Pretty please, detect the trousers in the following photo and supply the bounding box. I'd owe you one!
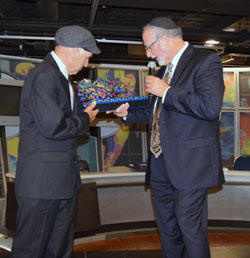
[11,190,78,258]
[150,154,210,258]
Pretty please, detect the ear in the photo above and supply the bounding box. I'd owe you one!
[73,48,78,56]
[161,35,169,43]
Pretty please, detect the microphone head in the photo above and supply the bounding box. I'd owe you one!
[147,61,156,75]
[147,61,156,68]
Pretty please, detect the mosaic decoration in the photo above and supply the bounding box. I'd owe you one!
[75,78,149,112]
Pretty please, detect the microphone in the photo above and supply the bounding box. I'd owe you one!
[147,61,156,100]
[147,61,156,76]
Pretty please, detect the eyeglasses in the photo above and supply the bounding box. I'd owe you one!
[145,37,161,51]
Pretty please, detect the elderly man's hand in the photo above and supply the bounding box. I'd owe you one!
[84,102,99,122]
[106,102,130,117]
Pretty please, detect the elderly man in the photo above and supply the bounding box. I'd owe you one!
[110,17,225,258]
[11,25,100,258]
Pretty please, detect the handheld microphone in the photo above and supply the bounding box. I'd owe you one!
[147,61,156,76]
[147,61,156,100]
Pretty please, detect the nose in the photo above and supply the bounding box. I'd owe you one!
[84,59,89,67]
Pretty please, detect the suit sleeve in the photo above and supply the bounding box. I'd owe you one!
[125,105,151,125]
[29,72,90,140]
[165,53,225,120]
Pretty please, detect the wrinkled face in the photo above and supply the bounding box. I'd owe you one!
[142,29,169,66]
[68,48,92,75]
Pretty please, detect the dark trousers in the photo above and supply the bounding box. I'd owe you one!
[10,190,78,258]
[150,154,210,258]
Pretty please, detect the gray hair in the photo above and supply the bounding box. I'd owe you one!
[68,47,85,55]
[143,24,183,40]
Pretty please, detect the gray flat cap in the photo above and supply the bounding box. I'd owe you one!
[55,25,101,54]
[148,17,178,29]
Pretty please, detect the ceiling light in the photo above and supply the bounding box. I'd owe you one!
[225,28,236,32]
[205,40,220,45]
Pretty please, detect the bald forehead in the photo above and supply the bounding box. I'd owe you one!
[142,29,155,42]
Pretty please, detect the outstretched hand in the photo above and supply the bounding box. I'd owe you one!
[106,102,130,117]
[84,102,99,122]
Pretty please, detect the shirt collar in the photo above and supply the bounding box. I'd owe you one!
[170,41,189,72]
[50,50,69,80]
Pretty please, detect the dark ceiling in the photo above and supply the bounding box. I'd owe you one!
[0,0,250,66]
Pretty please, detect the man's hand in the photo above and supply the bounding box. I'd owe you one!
[106,102,130,117]
[145,75,169,97]
[84,102,99,122]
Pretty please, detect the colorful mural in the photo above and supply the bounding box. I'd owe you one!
[103,125,130,171]
[97,68,140,96]
[13,62,35,80]
[239,72,250,107]
[240,112,250,155]
[223,72,235,108]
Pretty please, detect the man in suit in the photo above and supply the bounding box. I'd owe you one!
[11,25,100,258]
[109,17,225,258]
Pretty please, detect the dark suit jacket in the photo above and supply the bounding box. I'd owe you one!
[126,45,225,190]
[15,53,90,199]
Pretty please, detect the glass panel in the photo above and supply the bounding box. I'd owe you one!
[142,69,149,96]
[220,112,234,169]
[223,72,235,108]
[239,72,250,107]
[96,68,145,172]
[0,60,38,80]
[102,124,145,172]
[77,135,98,172]
[240,112,250,155]
[6,126,20,173]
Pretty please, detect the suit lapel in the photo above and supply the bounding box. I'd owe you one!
[156,65,167,79]
[45,54,71,107]
[71,80,78,114]
[148,66,167,125]
[170,44,194,86]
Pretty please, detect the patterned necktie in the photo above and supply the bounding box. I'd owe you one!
[150,63,173,158]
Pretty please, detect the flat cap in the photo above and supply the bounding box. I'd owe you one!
[148,17,178,29]
[55,25,101,54]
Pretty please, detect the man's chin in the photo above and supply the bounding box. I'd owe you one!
[157,60,164,66]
